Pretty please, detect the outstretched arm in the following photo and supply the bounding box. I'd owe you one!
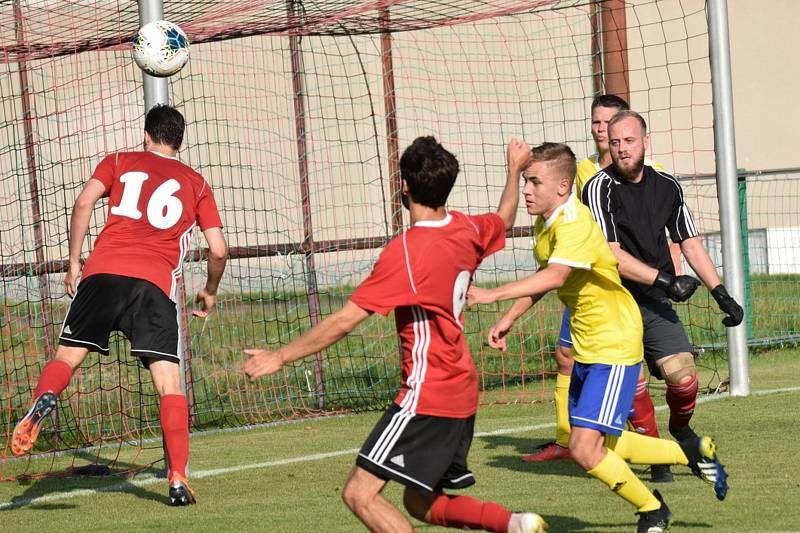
[468,263,572,306]
[485,295,537,351]
[65,178,106,297]
[496,138,533,230]
[243,300,372,379]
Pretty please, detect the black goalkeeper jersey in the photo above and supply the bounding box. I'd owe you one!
[581,164,699,302]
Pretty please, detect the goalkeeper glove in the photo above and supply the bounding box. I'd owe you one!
[710,284,744,327]
[652,271,701,302]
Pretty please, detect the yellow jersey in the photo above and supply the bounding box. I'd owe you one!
[575,154,665,197]
[533,194,644,365]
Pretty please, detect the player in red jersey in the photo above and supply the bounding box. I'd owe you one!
[244,137,547,533]
[11,105,228,506]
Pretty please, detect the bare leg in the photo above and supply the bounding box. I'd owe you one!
[342,466,415,533]
[148,359,183,396]
[569,426,606,470]
[571,426,660,512]
[53,345,90,370]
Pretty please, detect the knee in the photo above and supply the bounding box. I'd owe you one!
[569,445,594,469]
[568,433,603,470]
[341,480,365,513]
[148,360,183,396]
[659,352,696,386]
[403,489,434,522]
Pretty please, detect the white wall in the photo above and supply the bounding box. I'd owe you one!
[729,0,800,171]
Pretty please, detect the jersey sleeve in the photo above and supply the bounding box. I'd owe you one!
[196,181,223,230]
[574,157,598,197]
[350,239,417,316]
[467,212,506,260]
[581,175,618,242]
[90,154,116,196]
[549,213,599,270]
[665,179,699,242]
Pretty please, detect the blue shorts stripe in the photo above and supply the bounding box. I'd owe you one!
[599,365,624,427]
[558,308,572,348]
[569,361,640,436]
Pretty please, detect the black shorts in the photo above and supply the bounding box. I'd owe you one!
[59,274,180,365]
[639,298,693,377]
[356,403,476,493]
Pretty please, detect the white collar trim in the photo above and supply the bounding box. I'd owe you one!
[414,213,452,228]
[149,150,179,161]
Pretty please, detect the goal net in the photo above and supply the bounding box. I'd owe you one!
[2,0,789,480]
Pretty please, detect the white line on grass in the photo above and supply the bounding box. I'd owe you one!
[1,385,797,511]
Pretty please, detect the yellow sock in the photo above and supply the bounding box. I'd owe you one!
[554,373,571,447]
[605,431,689,466]
[588,449,661,512]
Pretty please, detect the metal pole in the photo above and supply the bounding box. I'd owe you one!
[589,1,603,96]
[138,0,169,111]
[603,0,629,101]
[138,0,181,477]
[380,10,402,235]
[594,0,630,102]
[708,0,750,396]
[14,0,58,435]
[288,0,326,409]
[737,171,753,339]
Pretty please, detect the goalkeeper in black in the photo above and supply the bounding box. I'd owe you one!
[582,110,743,476]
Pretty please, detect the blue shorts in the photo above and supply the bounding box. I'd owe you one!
[569,361,641,436]
[558,308,572,348]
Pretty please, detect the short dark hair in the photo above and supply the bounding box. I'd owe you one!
[591,94,630,113]
[144,104,185,150]
[530,142,577,186]
[607,109,648,135]
[399,136,459,209]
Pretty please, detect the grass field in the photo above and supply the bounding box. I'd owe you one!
[3,274,799,442]
[1,348,798,532]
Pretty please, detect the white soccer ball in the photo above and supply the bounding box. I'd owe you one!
[131,20,189,77]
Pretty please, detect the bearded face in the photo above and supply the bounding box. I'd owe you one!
[608,117,648,183]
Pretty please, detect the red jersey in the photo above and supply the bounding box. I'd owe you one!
[350,211,505,418]
[81,151,223,300]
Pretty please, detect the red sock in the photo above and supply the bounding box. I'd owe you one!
[160,394,189,479]
[429,494,512,532]
[666,375,698,431]
[35,360,73,397]
[628,378,660,437]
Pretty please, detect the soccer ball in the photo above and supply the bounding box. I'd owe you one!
[131,20,189,77]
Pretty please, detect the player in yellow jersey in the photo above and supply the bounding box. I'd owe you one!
[522,96,680,483]
[468,142,728,533]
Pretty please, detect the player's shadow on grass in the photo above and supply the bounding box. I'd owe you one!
[2,451,167,511]
[479,435,585,478]
[538,514,713,532]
